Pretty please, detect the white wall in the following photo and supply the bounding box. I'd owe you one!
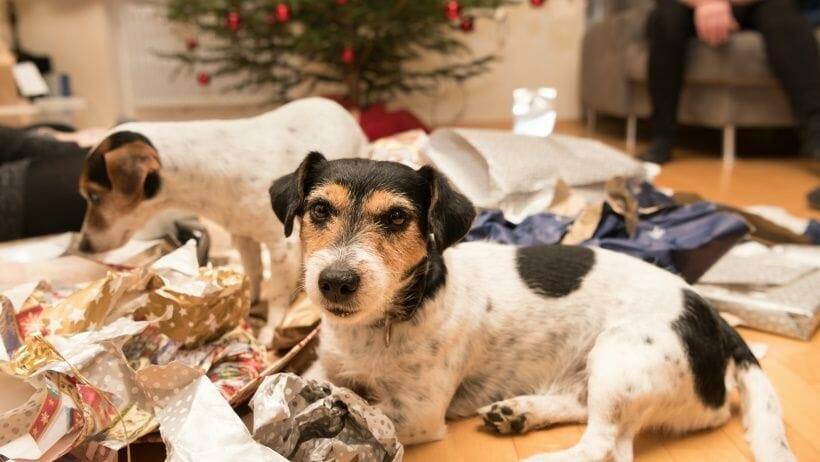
[12,0,121,127]
[398,0,584,126]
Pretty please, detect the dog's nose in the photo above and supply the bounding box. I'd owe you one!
[78,236,94,253]
[318,266,360,303]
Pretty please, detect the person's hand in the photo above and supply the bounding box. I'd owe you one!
[694,1,738,47]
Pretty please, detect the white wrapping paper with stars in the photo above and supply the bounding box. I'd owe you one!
[251,373,403,462]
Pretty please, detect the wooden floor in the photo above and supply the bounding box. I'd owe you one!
[404,121,820,461]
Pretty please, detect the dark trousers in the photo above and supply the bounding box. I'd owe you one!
[647,0,820,139]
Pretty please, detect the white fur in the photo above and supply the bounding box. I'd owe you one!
[88,98,367,343]
[312,241,795,461]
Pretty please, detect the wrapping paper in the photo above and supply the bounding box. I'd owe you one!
[465,182,748,283]
[251,373,403,462]
[368,129,427,169]
[696,242,820,340]
[140,364,286,462]
[425,128,645,223]
[0,242,279,460]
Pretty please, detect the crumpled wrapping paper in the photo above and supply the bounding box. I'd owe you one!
[695,242,820,340]
[251,373,403,462]
[424,128,645,223]
[40,240,250,348]
[369,129,427,169]
[0,241,276,461]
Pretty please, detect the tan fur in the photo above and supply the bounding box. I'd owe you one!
[301,183,426,286]
[301,183,352,257]
[79,141,160,232]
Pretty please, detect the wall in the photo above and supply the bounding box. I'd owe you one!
[3,0,121,127]
[399,0,584,126]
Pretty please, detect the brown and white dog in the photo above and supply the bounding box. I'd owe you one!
[77,98,368,344]
[270,153,794,462]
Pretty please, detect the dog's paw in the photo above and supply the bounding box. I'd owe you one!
[478,401,529,435]
[257,324,275,348]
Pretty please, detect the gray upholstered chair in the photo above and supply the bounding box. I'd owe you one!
[581,0,820,163]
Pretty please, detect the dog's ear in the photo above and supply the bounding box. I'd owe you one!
[270,151,327,237]
[417,166,475,251]
[103,144,161,199]
[86,132,161,200]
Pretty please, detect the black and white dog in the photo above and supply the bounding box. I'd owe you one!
[270,153,794,462]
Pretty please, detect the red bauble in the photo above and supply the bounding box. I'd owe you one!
[459,15,474,32]
[275,3,291,22]
[336,0,349,4]
[197,71,211,86]
[185,37,199,51]
[530,0,545,6]
[341,46,355,64]
[227,11,241,31]
[444,1,461,20]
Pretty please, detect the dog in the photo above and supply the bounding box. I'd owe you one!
[269,152,795,462]
[77,98,368,344]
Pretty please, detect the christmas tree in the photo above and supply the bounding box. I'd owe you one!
[164,0,538,108]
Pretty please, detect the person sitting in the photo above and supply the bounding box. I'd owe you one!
[640,0,820,163]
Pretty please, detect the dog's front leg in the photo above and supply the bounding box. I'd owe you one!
[377,393,448,446]
[232,235,263,302]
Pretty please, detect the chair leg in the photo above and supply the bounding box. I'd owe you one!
[626,115,637,153]
[722,125,736,165]
[586,109,597,133]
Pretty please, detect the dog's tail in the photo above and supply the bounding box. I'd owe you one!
[724,323,796,462]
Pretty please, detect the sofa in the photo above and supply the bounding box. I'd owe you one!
[581,0,820,162]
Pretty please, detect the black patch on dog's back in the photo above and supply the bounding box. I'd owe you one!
[516,245,595,298]
[673,289,759,408]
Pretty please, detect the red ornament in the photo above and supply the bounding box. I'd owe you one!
[444,1,461,20]
[275,3,291,22]
[336,0,348,4]
[341,46,355,64]
[185,37,199,51]
[197,71,211,86]
[530,0,545,6]
[459,15,474,32]
[227,11,241,31]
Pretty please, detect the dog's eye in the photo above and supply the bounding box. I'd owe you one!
[88,192,102,205]
[389,210,407,226]
[310,202,331,222]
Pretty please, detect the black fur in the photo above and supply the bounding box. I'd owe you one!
[672,289,759,408]
[516,245,595,298]
[269,151,327,237]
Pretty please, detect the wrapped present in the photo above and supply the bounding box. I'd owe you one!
[251,373,403,462]
[695,242,820,340]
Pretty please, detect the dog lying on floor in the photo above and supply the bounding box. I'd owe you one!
[76,98,367,344]
[269,152,795,462]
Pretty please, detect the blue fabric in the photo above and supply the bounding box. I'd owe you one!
[466,210,572,246]
[465,199,750,283]
[805,219,820,244]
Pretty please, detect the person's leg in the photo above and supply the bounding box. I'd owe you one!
[748,0,820,158]
[640,0,696,164]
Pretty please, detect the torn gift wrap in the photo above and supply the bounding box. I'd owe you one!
[696,242,820,340]
[251,373,403,462]
[139,363,286,462]
[0,319,155,461]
